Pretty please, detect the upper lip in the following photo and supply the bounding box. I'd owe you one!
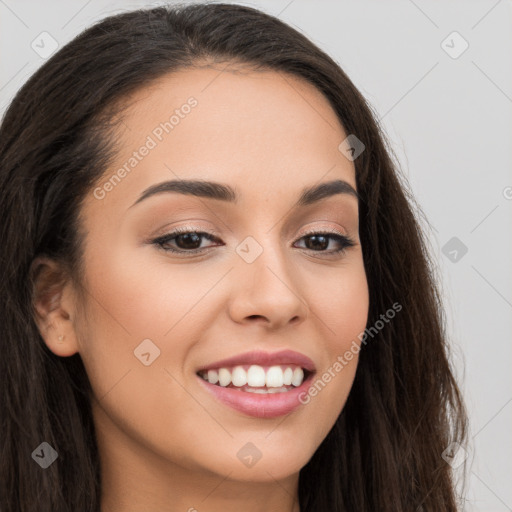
[196,349,316,373]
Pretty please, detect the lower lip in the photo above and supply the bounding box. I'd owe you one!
[196,373,315,418]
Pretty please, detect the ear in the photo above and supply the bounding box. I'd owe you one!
[30,256,80,357]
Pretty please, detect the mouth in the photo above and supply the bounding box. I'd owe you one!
[196,364,313,394]
[196,366,315,418]
[194,350,317,418]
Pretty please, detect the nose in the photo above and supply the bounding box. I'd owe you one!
[227,238,309,330]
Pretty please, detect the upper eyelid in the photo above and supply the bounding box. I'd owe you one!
[155,218,351,236]
[155,226,350,241]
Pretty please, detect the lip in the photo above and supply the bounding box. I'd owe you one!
[196,370,315,418]
[196,349,316,373]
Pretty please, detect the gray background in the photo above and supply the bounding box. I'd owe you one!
[1,0,511,509]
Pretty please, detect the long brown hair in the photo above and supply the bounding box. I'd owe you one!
[0,3,467,511]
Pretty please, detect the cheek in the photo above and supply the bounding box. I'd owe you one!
[305,257,369,345]
[74,244,231,424]
[75,249,216,467]
[79,243,217,340]
[297,259,368,423]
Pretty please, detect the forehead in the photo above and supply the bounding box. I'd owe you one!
[84,65,356,219]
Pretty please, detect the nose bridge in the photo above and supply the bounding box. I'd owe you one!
[229,229,309,325]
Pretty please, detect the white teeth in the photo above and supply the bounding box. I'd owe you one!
[207,369,218,385]
[218,368,231,387]
[231,366,247,387]
[265,366,284,387]
[243,386,291,394]
[291,367,304,387]
[200,364,307,389]
[247,365,266,387]
[283,367,293,385]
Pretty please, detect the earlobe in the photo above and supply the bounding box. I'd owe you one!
[30,256,80,357]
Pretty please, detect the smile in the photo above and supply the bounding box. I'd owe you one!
[197,364,308,392]
[196,367,316,418]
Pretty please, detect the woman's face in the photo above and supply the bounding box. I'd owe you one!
[59,66,369,484]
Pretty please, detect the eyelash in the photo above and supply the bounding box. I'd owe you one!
[151,226,356,257]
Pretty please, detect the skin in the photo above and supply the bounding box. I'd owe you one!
[33,65,369,512]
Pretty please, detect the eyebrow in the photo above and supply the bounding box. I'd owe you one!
[129,178,358,209]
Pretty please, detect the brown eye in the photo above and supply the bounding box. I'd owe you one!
[153,229,221,254]
[294,232,355,254]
